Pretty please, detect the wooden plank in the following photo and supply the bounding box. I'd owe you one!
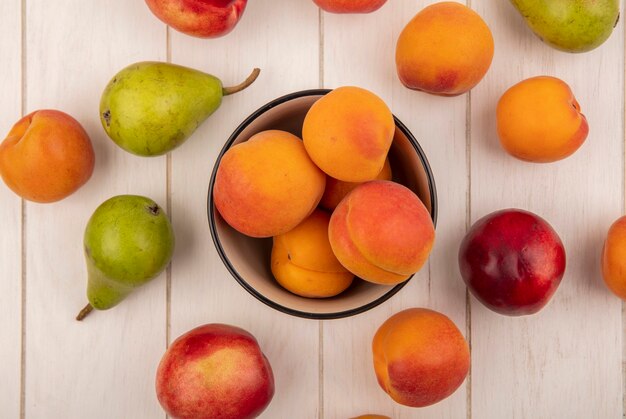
[168,0,322,417]
[321,1,469,417]
[470,0,624,417]
[0,1,23,417]
[3,0,623,416]
[24,1,167,417]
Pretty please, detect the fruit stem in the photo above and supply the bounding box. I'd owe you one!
[222,68,261,96]
[76,303,94,321]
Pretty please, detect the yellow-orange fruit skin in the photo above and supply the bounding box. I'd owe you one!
[329,201,411,285]
[395,2,494,96]
[320,158,392,211]
[496,76,589,163]
[0,110,95,203]
[602,216,626,300]
[328,180,434,285]
[213,130,326,238]
[302,87,394,182]
[372,308,470,408]
[350,415,391,419]
[271,210,354,298]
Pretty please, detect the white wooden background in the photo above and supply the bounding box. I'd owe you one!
[0,0,623,418]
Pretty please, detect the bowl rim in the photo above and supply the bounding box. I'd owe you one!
[207,88,438,320]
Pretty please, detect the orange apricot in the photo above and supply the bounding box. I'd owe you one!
[496,76,588,163]
[602,216,626,300]
[396,2,494,96]
[328,180,434,285]
[320,158,392,211]
[271,209,353,298]
[0,110,95,203]
[372,308,469,407]
[303,87,394,182]
[213,130,326,238]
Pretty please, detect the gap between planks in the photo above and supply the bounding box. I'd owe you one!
[165,24,172,351]
[318,8,325,419]
[622,16,626,415]
[465,1,472,418]
[165,23,172,419]
[465,89,472,419]
[20,0,27,417]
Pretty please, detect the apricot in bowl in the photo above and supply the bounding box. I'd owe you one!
[208,89,437,319]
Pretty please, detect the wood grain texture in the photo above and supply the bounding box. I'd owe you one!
[321,1,469,418]
[0,1,23,418]
[168,1,321,417]
[0,0,623,417]
[470,0,624,418]
[23,1,167,417]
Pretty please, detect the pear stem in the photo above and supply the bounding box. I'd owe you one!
[222,68,261,96]
[76,303,94,321]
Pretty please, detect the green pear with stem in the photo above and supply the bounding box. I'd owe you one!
[509,0,620,53]
[76,195,174,321]
[100,61,260,156]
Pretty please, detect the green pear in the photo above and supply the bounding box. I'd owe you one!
[510,0,620,52]
[76,195,175,320]
[99,62,260,156]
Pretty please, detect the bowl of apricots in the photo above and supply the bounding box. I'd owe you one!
[208,88,437,319]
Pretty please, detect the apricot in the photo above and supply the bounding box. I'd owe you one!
[313,0,387,14]
[328,180,434,285]
[497,76,589,163]
[350,416,391,419]
[602,216,626,300]
[213,130,326,238]
[271,209,354,298]
[0,110,95,203]
[396,2,494,96]
[302,87,394,182]
[320,158,392,211]
[372,308,470,407]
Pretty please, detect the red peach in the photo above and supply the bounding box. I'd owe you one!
[156,324,274,419]
[313,0,387,14]
[145,0,247,38]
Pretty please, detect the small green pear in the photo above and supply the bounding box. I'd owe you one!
[99,62,260,156]
[76,195,174,321]
[510,0,620,53]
